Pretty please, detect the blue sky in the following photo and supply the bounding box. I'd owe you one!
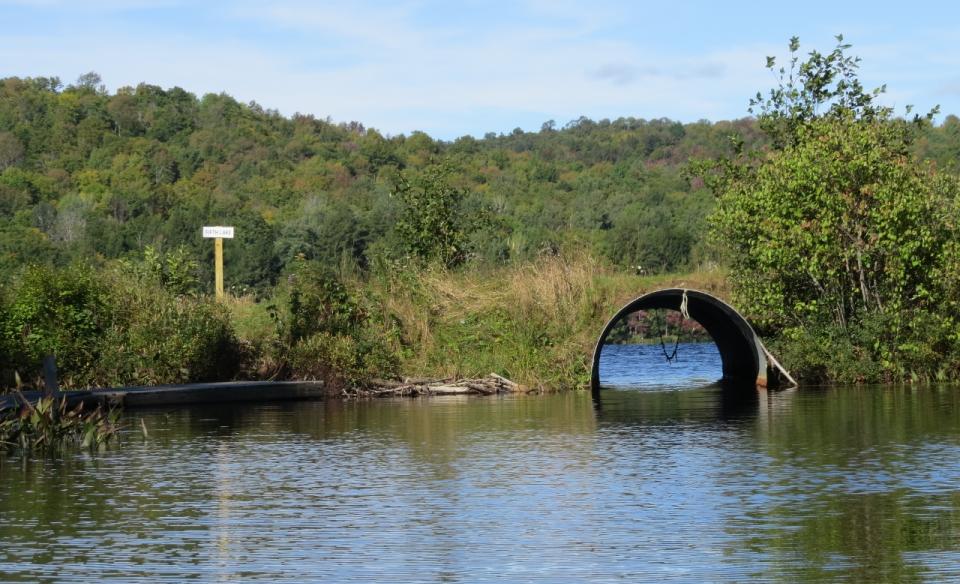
[1,0,958,139]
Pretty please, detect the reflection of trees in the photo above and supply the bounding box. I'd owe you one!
[744,491,960,581]
[739,387,960,581]
[282,394,600,579]
[284,393,598,465]
[594,387,759,425]
[596,386,960,580]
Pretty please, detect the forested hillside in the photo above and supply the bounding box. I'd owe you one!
[4,74,959,290]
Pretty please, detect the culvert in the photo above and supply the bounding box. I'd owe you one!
[591,289,770,392]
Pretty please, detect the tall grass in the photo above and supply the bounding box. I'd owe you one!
[361,254,730,389]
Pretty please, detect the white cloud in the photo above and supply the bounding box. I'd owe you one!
[1,0,956,137]
[0,18,776,137]
[230,0,429,53]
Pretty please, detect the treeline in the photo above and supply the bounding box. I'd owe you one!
[6,72,956,290]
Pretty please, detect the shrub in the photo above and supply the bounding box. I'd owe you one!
[699,36,960,382]
[288,329,399,388]
[285,259,363,341]
[0,262,244,390]
[0,263,110,387]
[279,258,400,387]
[96,269,244,386]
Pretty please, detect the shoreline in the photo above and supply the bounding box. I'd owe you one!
[0,374,528,412]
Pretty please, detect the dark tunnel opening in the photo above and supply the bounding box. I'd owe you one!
[591,289,767,393]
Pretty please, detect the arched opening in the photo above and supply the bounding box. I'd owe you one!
[591,289,767,392]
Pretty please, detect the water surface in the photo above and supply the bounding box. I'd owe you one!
[597,341,722,390]
[2,380,960,581]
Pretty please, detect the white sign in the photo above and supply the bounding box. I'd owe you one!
[202,226,235,239]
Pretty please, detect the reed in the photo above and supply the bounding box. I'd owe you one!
[0,393,120,452]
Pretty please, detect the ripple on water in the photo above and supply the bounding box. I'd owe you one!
[2,386,960,582]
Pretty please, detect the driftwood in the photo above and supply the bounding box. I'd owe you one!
[760,344,798,389]
[366,373,523,397]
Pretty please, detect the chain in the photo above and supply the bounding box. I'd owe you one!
[657,309,681,363]
[657,289,689,363]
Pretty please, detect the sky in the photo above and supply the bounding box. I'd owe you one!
[1,0,959,140]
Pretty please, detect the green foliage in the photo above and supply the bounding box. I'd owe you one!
[287,328,399,387]
[0,263,109,386]
[0,262,243,389]
[276,259,399,386]
[96,268,244,386]
[749,35,905,149]
[602,204,699,273]
[4,65,960,388]
[285,259,364,341]
[705,37,960,382]
[6,68,958,283]
[392,164,472,268]
[711,116,959,328]
[121,245,200,296]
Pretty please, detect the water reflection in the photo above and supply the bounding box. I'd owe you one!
[593,384,760,424]
[1,388,959,581]
[592,385,960,581]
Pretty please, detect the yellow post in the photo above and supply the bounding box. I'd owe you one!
[214,237,224,299]
[203,226,233,298]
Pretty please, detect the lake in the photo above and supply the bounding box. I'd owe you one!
[2,343,960,582]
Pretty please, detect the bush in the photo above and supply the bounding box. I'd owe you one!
[285,260,363,341]
[96,269,244,386]
[288,329,399,388]
[392,163,475,268]
[0,262,244,390]
[0,263,110,387]
[278,259,400,387]
[699,36,960,383]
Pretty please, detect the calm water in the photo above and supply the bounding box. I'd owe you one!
[2,349,960,581]
[597,341,723,390]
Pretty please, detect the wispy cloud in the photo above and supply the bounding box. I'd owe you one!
[0,0,957,137]
[231,1,429,53]
[589,61,725,85]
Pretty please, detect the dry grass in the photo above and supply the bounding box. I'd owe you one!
[361,255,730,389]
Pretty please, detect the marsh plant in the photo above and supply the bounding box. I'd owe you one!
[0,394,120,453]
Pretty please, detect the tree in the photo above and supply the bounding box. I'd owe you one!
[0,132,24,171]
[73,72,104,94]
[392,164,472,268]
[746,35,933,149]
[710,115,959,328]
[702,36,960,381]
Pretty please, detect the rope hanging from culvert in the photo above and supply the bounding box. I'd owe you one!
[657,290,689,363]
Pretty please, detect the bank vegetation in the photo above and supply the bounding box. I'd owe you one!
[4,36,960,390]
